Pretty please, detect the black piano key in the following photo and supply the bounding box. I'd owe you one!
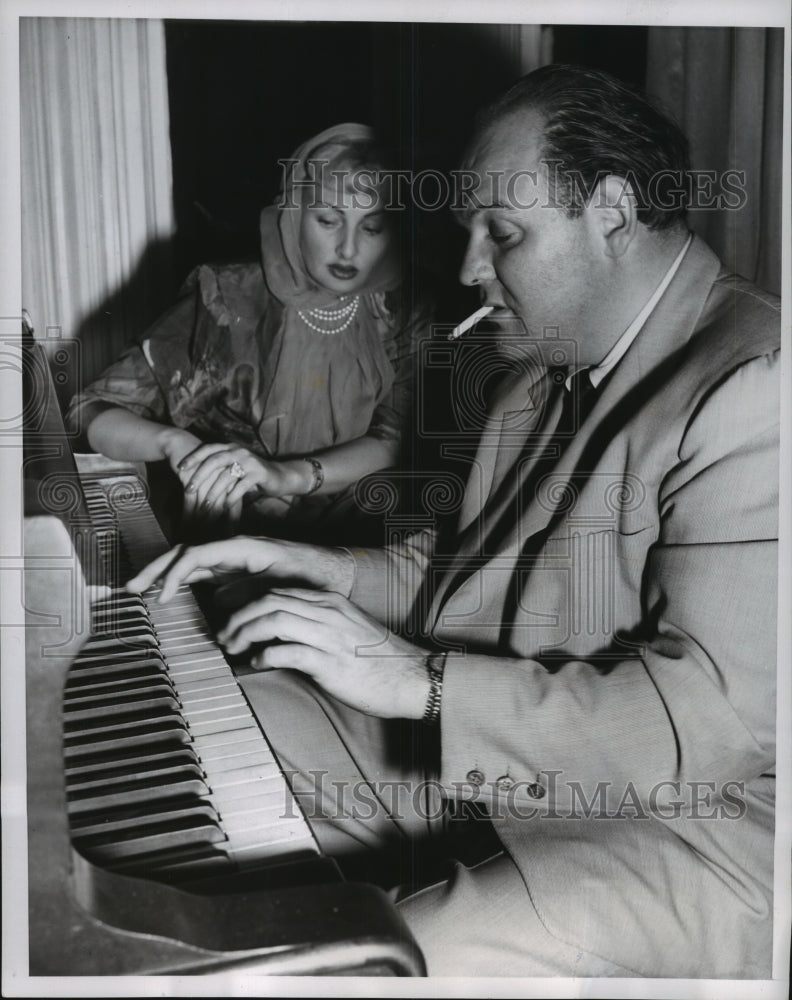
[73,813,226,861]
[88,627,157,647]
[63,676,176,705]
[87,613,156,631]
[76,635,159,654]
[93,589,147,605]
[63,704,185,737]
[77,633,159,656]
[64,743,200,776]
[63,718,192,757]
[106,843,236,879]
[65,672,169,698]
[93,586,145,600]
[66,657,167,685]
[65,746,200,781]
[63,692,182,722]
[67,773,210,814]
[91,600,149,620]
[71,798,219,839]
[67,649,167,683]
[67,760,205,794]
[89,629,157,646]
[92,600,151,617]
[71,792,216,827]
[71,647,166,669]
[92,601,149,620]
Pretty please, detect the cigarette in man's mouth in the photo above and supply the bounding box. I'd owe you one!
[448,305,494,341]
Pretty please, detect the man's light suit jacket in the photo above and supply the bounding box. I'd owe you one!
[350,235,781,978]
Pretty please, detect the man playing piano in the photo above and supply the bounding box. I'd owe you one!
[129,65,780,978]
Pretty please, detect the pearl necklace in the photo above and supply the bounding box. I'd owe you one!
[298,296,359,335]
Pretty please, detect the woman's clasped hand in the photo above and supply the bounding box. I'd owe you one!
[173,443,316,526]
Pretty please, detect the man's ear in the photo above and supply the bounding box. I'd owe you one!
[587,175,639,258]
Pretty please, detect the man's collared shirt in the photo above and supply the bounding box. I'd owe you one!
[568,231,693,390]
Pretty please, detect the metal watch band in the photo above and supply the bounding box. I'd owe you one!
[422,650,447,726]
[303,456,324,494]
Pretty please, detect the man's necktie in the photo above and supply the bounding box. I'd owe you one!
[435,365,605,616]
[545,366,599,454]
[479,366,601,555]
[510,365,599,503]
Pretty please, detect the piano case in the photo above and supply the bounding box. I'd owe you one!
[22,335,426,977]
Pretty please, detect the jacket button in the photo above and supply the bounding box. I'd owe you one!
[526,782,546,799]
[495,774,515,792]
[466,769,485,786]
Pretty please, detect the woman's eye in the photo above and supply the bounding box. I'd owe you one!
[318,215,339,228]
[363,225,383,236]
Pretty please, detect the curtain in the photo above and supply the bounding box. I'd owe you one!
[479,23,554,75]
[20,17,175,406]
[646,27,783,296]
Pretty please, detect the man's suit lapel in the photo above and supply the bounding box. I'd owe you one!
[430,369,563,614]
[455,367,555,534]
[427,234,724,633]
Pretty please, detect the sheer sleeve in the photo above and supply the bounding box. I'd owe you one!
[64,291,198,449]
[367,293,433,448]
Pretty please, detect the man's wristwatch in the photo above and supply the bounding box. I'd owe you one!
[422,650,447,726]
[302,456,324,494]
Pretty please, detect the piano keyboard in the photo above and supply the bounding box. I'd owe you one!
[64,474,320,883]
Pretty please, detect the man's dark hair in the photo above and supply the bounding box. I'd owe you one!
[476,64,691,230]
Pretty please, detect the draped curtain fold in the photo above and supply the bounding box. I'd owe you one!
[480,23,554,75]
[646,26,783,295]
[20,17,175,403]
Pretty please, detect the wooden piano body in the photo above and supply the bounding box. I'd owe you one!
[22,338,425,977]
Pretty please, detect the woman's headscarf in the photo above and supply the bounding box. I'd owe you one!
[233,124,408,467]
[259,123,402,309]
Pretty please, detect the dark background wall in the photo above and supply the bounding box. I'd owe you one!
[164,20,649,312]
[161,21,651,478]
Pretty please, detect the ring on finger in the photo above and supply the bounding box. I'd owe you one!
[229,461,246,480]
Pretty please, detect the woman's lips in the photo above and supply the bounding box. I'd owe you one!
[328,264,359,280]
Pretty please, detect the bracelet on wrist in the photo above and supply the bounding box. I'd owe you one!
[422,650,447,726]
[303,456,324,495]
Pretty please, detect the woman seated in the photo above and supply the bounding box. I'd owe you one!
[66,123,431,543]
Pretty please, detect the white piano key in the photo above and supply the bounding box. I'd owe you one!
[179,694,249,716]
[80,475,322,873]
[192,732,279,763]
[195,748,275,773]
[175,677,244,698]
[207,762,286,791]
